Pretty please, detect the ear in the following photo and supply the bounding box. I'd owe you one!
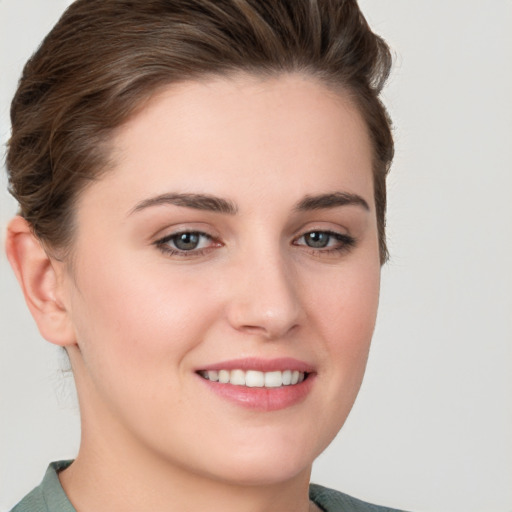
[5,216,76,347]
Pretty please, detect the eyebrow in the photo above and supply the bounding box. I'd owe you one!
[130,193,238,215]
[130,190,369,217]
[295,192,370,212]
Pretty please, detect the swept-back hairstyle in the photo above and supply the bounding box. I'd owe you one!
[7,0,393,261]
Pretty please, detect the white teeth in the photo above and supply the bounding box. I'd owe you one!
[218,369,230,383]
[245,370,264,387]
[200,369,307,388]
[264,371,283,388]
[282,369,292,385]
[230,369,245,386]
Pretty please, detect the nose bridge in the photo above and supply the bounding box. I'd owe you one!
[226,236,301,339]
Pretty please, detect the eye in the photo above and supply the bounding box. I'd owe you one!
[155,231,218,256]
[294,230,356,252]
[302,231,332,248]
[171,232,206,251]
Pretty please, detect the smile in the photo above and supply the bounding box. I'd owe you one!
[198,369,307,388]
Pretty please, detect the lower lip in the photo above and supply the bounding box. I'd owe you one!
[197,374,315,412]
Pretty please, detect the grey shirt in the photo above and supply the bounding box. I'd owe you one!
[10,461,408,512]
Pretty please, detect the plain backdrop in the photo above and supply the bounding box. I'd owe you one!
[1,1,511,511]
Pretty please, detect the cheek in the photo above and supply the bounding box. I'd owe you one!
[67,251,221,376]
[314,260,380,347]
[65,255,226,439]
[307,256,381,397]
[290,258,380,455]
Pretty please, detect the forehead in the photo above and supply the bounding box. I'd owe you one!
[79,73,374,215]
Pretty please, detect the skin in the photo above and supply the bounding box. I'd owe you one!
[7,73,381,512]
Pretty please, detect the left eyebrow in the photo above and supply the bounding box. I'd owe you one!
[295,192,370,212]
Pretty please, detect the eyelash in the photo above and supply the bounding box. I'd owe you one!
[154,230,356,258]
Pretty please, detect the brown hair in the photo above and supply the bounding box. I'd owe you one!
[6,0,393,261]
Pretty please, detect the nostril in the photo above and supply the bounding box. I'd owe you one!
[235,321,299,340]
[238,324,266,334]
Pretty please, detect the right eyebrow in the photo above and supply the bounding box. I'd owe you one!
[129,193,238,216]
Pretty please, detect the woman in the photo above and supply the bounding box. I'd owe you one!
[5,1,402,511]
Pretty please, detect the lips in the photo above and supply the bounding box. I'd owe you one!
[196,358,315,411]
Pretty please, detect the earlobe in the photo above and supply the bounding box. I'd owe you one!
[5,216,76,347]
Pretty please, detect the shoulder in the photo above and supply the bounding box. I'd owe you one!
[309,483,410,512]
[9,461,75,512]
[10,486,46,512]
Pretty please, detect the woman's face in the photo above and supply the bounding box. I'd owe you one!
[60,74,380,485]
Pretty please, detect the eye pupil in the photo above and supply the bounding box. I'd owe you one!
[174,232,200,250]
[305,232,329,248]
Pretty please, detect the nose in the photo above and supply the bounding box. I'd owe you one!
[225,248,301,340]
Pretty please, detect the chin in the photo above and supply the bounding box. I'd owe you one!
[204,455,312,487]
[190,432,324,487]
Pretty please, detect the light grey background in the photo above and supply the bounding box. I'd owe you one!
[1,1,511,511]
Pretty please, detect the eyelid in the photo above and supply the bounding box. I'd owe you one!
[151,221,219,241]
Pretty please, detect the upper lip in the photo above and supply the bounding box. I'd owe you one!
[197,357,315,373]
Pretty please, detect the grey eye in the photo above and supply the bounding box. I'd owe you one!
[303,232,331,248]
[172,232,202,251]
[155,230,218,256]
